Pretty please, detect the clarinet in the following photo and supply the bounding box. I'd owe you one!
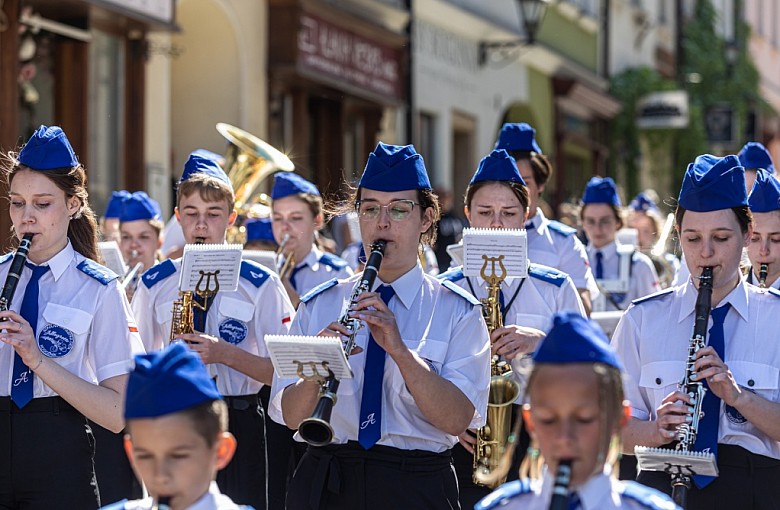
[152,496,171,510]
[548,460,573,510]
[759,263,769,288]
[297,239,387,447]
[0,234,35,319]
[672,266,714,507]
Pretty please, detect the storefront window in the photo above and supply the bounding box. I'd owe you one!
[18,17,55,140]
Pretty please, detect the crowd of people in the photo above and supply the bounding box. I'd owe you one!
[0,121,778,510]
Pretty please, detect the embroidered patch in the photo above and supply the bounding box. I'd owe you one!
[726,389,753,424]
[219,318,248,345]
[38,324,75,358]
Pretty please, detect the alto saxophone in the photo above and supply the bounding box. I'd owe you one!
[169,239,220,342]
[473,255,521,488]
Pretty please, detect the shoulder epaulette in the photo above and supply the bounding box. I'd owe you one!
[300,278,339,304]
[767,288,780,299]
[0,253,12,265]
[318,252,349,270]
[441,279,481,306]
[240,259,271,288]
[475,479,533,510]
[77,259,118,285]
[621,480,679,510]
[631,287,674,305]
[141,259,176,289]
[437,267,465,283]
[547,220,576,236]
[528,263,567,287]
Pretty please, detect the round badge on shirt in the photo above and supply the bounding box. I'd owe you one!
[219,318,248,345]
[37,324,75,358]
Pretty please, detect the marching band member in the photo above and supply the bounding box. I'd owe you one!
[269,142,490,510]
[243,217,278,251]
[119,191,163,273]
[613,154,780,509]
[581,177,660,311]
[476,312,679,510]
[438,149,585,508]
[746,169,780,289]
[627,192,680,289]
[738,141,775,192]
[494,122,598,315]
[0,125,144,509]
[101,189,130,243]
[270,172,352,308]
[132,152,294,510]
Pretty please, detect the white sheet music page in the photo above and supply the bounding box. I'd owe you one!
[98,241,127,276]
[179,243,242,293]
[265,335,353,379]
[462,228,528,278]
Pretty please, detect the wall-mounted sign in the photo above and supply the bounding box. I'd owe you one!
[89,0,175,26]
[704,104,735,145]
[636,90,689,129]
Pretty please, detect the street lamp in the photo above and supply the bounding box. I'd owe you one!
[479,0,549,67]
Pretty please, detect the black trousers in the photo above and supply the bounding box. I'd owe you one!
[286,442,459,510]
[217,394,268,510]
[0,396,99,510]
[258,386,296,510]
[452,404,530,510]
[636,444,780,510]
[90,422,142,506]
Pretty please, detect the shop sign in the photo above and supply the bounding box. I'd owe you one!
[636,90,689,129]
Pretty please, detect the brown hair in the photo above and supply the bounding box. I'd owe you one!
[177,173,235,211]
[580,203,625,230]
[272,192,324,219]
[172,399,229,448]
[508,151,553,187]
[464,180,530,212]
[3,157,99,261]
[675,205,752,234]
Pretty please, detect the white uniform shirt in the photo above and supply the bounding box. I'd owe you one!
[268,263,491,452]
[282,246,352,296]
[612,279,780,459]
[587,241,660,311]
[525,210,599,298]
[477,471,679,510]
[0,242,144,397]
[132,258,294,396]
[102,481,247,510]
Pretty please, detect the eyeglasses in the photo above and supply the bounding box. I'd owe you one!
[355,200,421,221]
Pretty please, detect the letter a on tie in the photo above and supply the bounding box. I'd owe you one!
[358,284,395,449]
[11,264,49,409]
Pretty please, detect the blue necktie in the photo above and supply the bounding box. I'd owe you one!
[568,493,581,510]
[595,251,604,279]
[289,263,307,292]
[525,221,534,230]
[11,264,49,408]
[192,293,215,333]
[358,284,395,449]
[693,303,731,488]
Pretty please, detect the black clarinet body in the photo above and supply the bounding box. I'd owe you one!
[0,234,35,318]
[548,460,573,510]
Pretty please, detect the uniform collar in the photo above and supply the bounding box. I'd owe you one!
[540,468,613,510]
[299,246,320,269]
[28,240,75,282]
[678,277,750,323]
[527,209,544,233]
[587,240,618,258]
[750,269,780,290]
[189,481,230,510]
[375,262,423,310]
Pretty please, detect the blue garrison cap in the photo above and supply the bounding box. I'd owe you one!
[125,343,221,419]
[582,177,621,207]
[533,311,621,369]
[244,217,276,243]
[180,152,232,188]
[120,192,162,223]
[18,125,79,170]
[748,169,780,213]
[678,154,748,212]
[191,148,224,166]
[104,190,131,219]
[358,142,431,192]
[271,172,320,201]
[469,149,527,186]
[494,123,542,155]
[629,192,659,213]
[739,142,775,174]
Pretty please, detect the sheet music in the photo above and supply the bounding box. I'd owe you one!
[462,228,528,278]
[265,335,353,379]
[98,241,126,276]
[242,250,278,274]
[179,244,242,293]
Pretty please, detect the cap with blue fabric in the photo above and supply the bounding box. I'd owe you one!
[18,125,79,170]
[629,192,659,214]
[125,343,221,419]
[358,143,431,192]
[469,149,527,186]
[738,142,775,174]
[582,177,621,207]
[748,169,780,213]
[191,148,225,166]
[120,191,162,223]
[244,217,276,243]
[678,154,748,212]
[493,123,542,155]
[105,190,131,219]
[532,311,622,369]
[180,152,232,189]
[271,172,320,201]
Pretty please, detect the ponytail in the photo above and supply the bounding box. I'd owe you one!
[68,207,99,262]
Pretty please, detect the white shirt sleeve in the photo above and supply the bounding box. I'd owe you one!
[611,307,651,421]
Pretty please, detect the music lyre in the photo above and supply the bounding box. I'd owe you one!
[194,269,220,313]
